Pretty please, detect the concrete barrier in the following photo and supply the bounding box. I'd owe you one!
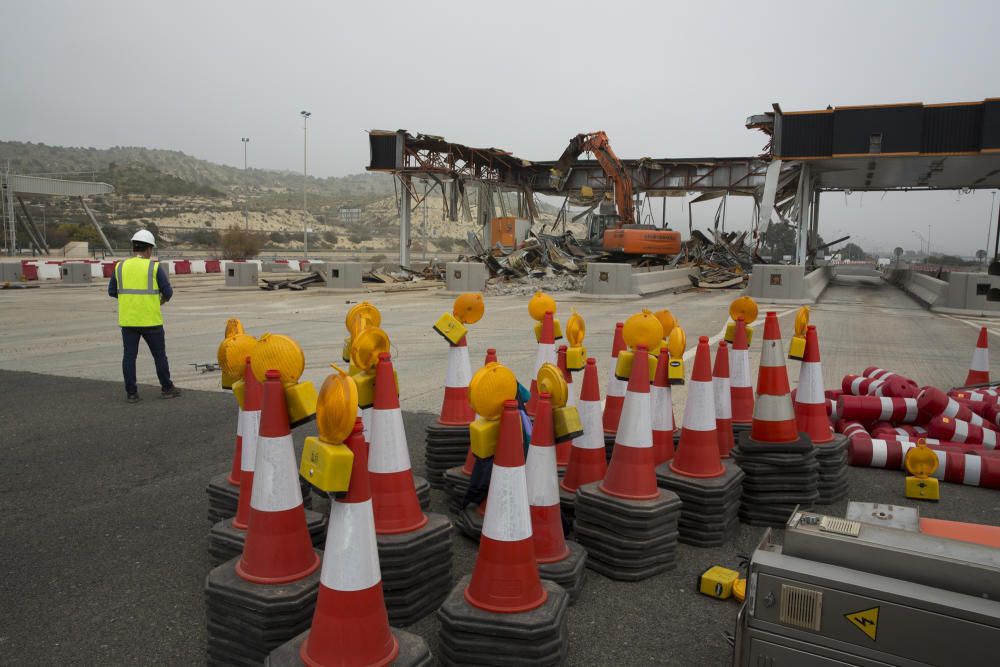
[581,263,696,297]
[744,264,831,304]
[445,262,487,293]
[315,262,363,290]
[803,265,834,302]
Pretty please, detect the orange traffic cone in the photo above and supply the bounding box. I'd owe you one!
[794,325,834,444]
[730,317,754,424]
[601,345,659,499]
[561,358,608,492]
[233,360,264,529]
[526,393,570,562]
[603,322,627,435]
[527,312,557,417]
[651,347,676,464]
[227,374,246,486]
[671,336,725,478]
[299,418,401,666]
[465,400,547,612]
[555,345,575,467]
[713,341,734,458]
[237,370,320,584]
[750,313,799,443]
[438,334,475,425]
[966,327,990,386]
[370,352,427,534]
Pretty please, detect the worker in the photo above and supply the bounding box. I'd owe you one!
[108,229,180,403]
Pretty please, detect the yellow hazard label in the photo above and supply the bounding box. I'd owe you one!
[845,606,879,641]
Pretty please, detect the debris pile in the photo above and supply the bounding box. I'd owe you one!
[684,230,757,289]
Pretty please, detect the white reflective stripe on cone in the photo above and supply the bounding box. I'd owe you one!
[241,410,261,471]
[730,350,751,388]
[868,379,885,396]
[760,340,786,367]
[577,401,606,450]
[482,465,532,542]
[943,400,960,418]
[532,343,555,376]
[953,419,969,442]
[752,394,796,422]
[969,412,986,427]
[684,380,717,431]
[607,374,626,397]
[933,451,947,480]
[616,390,653,447]
[796,364,825,404]
[525,445,560,506]
[879,398,894,421]
[361,407,372,443]
[985,428,997,449]
[651,386,674,431]
[971,347,989,371]
[903,400,918,423]
[851,377,864,394]
[964,455,982,485]
[369,409,412,473]
[870,439,888,467]
[714,378,733,419]
[446,346,472,387]
[321,498,381,591]
[236,409,245,437]
[867,368,886,379]
[250,435,304,512]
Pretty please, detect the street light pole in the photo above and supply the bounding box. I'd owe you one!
[241,137,250,231]
[300,110,311,258]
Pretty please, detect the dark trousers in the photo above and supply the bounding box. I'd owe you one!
[121,326,173,395]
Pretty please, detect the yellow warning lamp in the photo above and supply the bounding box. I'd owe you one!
[787,306,810,361]
[733,578,747,603]
[225,317,245,338]
[468,362,518,459]
[654,309,677,340]
[698,566,741,600]
[300,365,357,494]
[219,331,257,397]
[343,302,381,364]
[725,296,758,344]
[250,333,318,427]
[565,310,587,371]
[350,326,391,409]
[616,310,664,381]
[529,291,563,341]
[432,292,484,345]
[667,326,687,385]
[904,439,940,501]
[538,363,583,443]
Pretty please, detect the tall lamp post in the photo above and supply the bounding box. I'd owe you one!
[300,110,311,258]
[241,137,250,231]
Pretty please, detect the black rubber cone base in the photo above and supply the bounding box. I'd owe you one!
[442,466,472,513]
[206,472,239,522]
[209,510,328,566]
[454,505,485,541]
[537,540,588,604]
[737,430,814,453]
[559,485,577,518]
[437,576,568,667]
[266,627,433,667]
[376,512,454,626]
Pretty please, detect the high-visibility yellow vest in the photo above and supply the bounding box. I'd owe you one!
[116,257,163,327]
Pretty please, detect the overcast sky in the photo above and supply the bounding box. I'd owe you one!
[3,0,999,255]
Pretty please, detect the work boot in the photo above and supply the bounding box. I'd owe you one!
[161,386,181,399]
[127,394,140,404]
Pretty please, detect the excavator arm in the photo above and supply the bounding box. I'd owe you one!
[553,131,634,227]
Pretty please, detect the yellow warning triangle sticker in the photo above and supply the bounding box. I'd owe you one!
[845,606,879,641]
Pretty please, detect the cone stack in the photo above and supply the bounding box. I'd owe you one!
[425,333,475,488]
[966,327,991,386]
[560,358,608,515]
[527,311,558,417]
[712,341,734,458]
[602,322,628,456]
[729,317,754,430]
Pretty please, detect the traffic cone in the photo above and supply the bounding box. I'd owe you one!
[561,358,608,493]
[794,325,833,444]
[928,415,998,447]
[966,327,990,386]
[651,347,676,464]
[527,311,558,417]
[836,395,920,424]
[729,317,754,424]
[370,352,427,534]
[555,345,575,467]
[233,360,264,529]
[671,336,725,478]
[237,370,320,584]
[713,340,734,457]
[465,400,547,612]
[438,334,475,425]
[601,345,659,499]
[603,322,627,435]
[228,389,245,487]
[526,393,570,562]
[461,348,500,476]
[750,313,799,443]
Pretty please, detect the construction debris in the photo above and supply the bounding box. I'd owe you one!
[684,230,758,289]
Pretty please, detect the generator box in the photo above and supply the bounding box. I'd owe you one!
[61,263,92,284]
[225,262,259,287]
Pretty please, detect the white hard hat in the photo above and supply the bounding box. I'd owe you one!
[131,229,156,247]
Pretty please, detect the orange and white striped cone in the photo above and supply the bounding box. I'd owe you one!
[438,334,475,426]
[227,364,249,487]
[555,345,575,467]
[750,313,800,444]
[561,358,608,493]
[233,360,264,529]
[464,400,547,613]
[729,317,754,424]
[928,415,998,448]
[842,374,886,396]
[601,345,659,499]
[527,311,558,417]
[651,347,676,465]
[713,340,734,457]
[862,368,920,397]
[837,420,870,439]
[966,327,990,386]
[917,386,997,430]
[794,326,833,445]
[836,395,919,424]
[370,352,428,534]
[671,336,725,478]
[237,370,320,584]
[953,388,1000,403]
[526,393,570,562]
[603,322,627,435]
[295,418,404,666]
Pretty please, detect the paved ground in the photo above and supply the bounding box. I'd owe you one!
[3,271,1000,665]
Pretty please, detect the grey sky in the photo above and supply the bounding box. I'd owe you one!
[2,0,999,255]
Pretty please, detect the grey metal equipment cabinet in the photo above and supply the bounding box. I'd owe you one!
[734,503,1000,666]
[225,262,259,287]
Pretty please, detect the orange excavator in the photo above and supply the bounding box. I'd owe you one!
[551,131,681,256]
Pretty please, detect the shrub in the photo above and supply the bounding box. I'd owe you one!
[221,228,263,259]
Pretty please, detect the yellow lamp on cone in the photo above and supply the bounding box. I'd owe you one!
[538,363,583,443]
[468,362,518,459]
[219,330,257,394]
[667,326,686,385]
[726,296,758,344]
[529,291,562,341]
[616,309,663,381]
[565,309,587,371]
[250,333,317,427]
[788,305,810,360]
[433,292,484,344]
[904,439,940,501]
[300,365,357,493]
